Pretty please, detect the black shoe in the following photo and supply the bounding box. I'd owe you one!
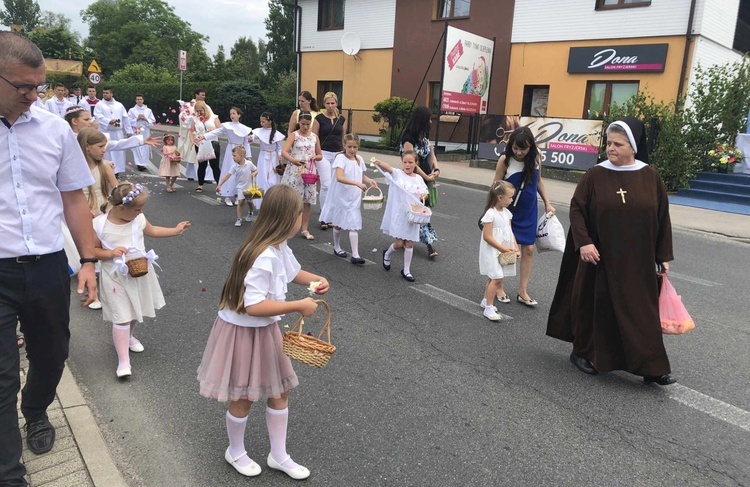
[569,352,597,375]
[643,374,676,385]
[400,270,415,282]
[136,166,148,172]
[25,417,55,454]
[187,178,194,181]
[382,250,390,271]
[351,257,365,265]
[333,249,347,258]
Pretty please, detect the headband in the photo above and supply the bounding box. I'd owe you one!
[65,106,85,116]
[120,184,144,205]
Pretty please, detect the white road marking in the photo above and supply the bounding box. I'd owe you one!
[668,271,722,287]
[667,384,750,433]
[192,195,222,206]
[411,284,513,320]
[310,243,375,265]
[430,210,459,220]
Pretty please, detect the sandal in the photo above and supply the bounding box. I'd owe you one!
[17,335,24,349]
[319,222,328,230]
[300,230,315,240]
[195,186,203,192]
[427,244,438,259]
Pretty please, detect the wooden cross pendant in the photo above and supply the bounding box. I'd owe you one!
[616,187,627,204]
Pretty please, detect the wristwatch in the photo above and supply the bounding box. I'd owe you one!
[79,258,99,264]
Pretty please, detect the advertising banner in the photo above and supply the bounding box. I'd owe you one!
[440,26,494,114]
[478,116,603,171]
[44,59,83,76]
[568,44,668,73]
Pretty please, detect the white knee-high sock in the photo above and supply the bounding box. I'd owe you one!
[129,320,139,346]
[403,247,414,275]
[349,231,360,258]
[112,324,131,371]
[332,228,341,252]
[266,407,301,469]
[226,411,253,467]
[384,243,396,260]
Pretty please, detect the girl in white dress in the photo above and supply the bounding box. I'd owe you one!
[320,134,378,264]
[77,128,118,217]
[201,107,254,206]
[478,180,520,321]
[253,112,286,209]
[93,182,191,378]
[281,111,322,240]
[372,151,428,282]
[197,184,329,480]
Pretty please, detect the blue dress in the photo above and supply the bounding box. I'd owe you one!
[505,157,539,245]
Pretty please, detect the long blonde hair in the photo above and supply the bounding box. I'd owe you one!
[77,127,112,213]
[219,185,304,313]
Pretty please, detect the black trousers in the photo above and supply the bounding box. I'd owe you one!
[196,143,222,185]
[0,251,70,486]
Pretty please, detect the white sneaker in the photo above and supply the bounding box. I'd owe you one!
[245,212,253,222]
[479,298,487,308]
[88,300,103,310]
[234,219,242,227]
[483,306,502,321]
[129,338,144,353]
[225,197,234,206]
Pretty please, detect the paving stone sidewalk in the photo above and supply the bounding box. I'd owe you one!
[16,345,127,487]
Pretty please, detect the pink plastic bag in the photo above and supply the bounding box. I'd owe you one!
[659,275,695,335]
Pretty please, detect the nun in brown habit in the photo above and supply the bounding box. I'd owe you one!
[546,116,676,385]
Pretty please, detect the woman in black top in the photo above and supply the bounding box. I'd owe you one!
[400,106,440,259]
[313,92,347,230]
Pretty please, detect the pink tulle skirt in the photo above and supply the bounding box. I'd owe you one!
[197,316,298,402]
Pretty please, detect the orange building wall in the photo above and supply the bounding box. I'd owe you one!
[505,36,691,118]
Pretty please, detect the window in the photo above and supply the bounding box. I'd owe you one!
[318,0,344,31]
[595,0,651,10]
[317,81,343,109]
[522,85,549,117]
[734,0,750,54]
[436,0,470,19]
[429,82,442,113]
[583,81,638,119]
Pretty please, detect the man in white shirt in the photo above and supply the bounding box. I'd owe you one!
[127,94,156,172]
[0,32,98,486]
[79,86,99,116]
[44,83,75,118]
[94,86,133,175]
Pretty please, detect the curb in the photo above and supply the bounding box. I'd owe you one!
[57,367,129,487]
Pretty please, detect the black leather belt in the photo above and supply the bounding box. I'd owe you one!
[0,251,62,264]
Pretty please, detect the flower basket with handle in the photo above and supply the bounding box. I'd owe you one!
[282,300,335,368]
[300,159,319,185]
[362,187,384,210]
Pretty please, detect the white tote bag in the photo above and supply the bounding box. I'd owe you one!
[536,212,565,253]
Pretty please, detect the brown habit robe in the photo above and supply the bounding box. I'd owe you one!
[546,163,674,376]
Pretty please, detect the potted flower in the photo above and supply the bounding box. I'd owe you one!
[708,143,744,173]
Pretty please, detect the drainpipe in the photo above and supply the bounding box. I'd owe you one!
[282,2,302,96]
[677,0,697,105]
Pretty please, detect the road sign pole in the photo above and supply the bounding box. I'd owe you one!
[179,70,183,103]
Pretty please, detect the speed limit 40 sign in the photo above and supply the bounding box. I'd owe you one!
[88,72,101,85]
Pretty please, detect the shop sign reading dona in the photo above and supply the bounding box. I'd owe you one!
[440,26,494,114]
[478,117,603,171]
[568,44,668,73]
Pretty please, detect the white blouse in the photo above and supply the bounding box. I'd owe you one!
[217,243,301,328]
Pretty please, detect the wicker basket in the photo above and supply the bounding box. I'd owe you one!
[406,203,432,224]
[301,160,319,185]
[169,154,182,165]
[126,257,149,277]
[282,300,335,368]
[497,251,517,266]
[362,187,384,210]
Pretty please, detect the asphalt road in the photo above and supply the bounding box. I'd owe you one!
[67,144,750,487]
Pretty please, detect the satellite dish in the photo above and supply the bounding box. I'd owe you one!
[341,32,361,56]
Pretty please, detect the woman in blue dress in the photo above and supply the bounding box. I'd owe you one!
[492,127,555,307]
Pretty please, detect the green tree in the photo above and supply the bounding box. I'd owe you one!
[0,0,41,32]
[38,10,72,31]
[264,0,295,76]
[372,97,415,148]
[683,57,750,169]
[28,25,83,60]
[109,62,177,84]
[81,0,211,78]
[211,45,230,80]
[227,36,267,80]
